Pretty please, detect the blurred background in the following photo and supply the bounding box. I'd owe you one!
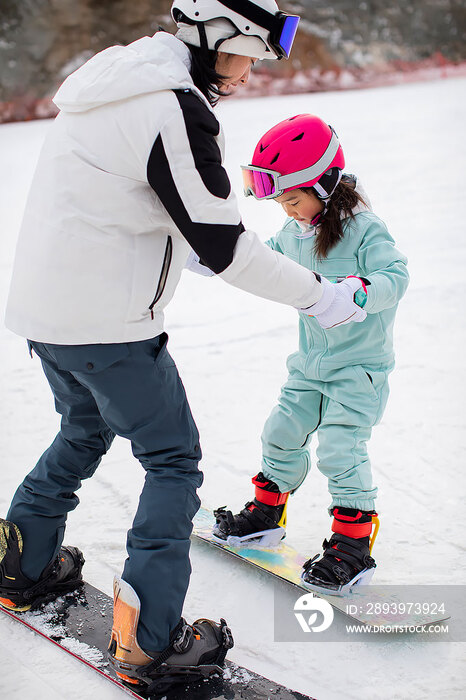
[0,0,465,122]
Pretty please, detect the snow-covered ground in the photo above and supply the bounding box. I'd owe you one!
[1,76,465,700]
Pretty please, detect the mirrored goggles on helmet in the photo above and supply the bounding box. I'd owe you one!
[269,12,300,59]
[217,1,300,59]
[242,128,341,200]
[241,165,282,200]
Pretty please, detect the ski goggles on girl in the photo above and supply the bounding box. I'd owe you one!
[241,165,283,200]
[241,129,341,200]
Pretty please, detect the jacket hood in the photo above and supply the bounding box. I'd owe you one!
[53,32,196,113]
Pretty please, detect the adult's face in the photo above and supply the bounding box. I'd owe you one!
[215,52,256,95]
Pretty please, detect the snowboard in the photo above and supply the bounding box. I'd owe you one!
[192,507,451,628]
[0,582,314,700]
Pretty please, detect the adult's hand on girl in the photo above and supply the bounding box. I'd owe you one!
[299,275,367,329]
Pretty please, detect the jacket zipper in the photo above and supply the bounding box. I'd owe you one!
[149,236,172,319]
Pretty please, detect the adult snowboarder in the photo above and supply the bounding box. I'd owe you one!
[1,0,367,692]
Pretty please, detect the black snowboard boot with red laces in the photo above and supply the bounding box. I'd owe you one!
[212,473,289,547]
[301,507,379,595]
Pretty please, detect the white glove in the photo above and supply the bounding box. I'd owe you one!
[184,250,215,277]
[299,275,367,329]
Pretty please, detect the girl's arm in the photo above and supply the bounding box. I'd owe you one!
[357,216,409,313]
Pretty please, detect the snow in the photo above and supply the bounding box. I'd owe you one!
[1,76,465,700]
[16,598,107,667]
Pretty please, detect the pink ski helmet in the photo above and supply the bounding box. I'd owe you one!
[242,114,345,201]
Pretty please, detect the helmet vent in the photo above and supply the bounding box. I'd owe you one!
[270,152,280,165]
[291,132,304,141]
[259,143,267,152]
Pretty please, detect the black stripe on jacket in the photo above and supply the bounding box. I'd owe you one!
[174,90,231,199]
[146,91,244,274]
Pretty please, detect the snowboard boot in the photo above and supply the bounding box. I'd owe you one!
[301,507,379,596]
[212,472,289,547]
[107,577,234,695]
[0,518,84,612]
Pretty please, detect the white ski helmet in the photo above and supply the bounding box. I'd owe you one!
[171,0,300,60]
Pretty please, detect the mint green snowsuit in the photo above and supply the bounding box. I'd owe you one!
[262,210,409,512]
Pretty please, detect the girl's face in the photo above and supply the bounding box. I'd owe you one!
[274,189,324,226]
[215,53,256,94]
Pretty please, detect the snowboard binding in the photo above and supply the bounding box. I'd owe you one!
[212,472,289,548]
[301,507,379,596]
[107,577,234,694]
[0,518,84,611]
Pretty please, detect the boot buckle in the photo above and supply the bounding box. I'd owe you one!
[173,623,194,653]
[220,618,234,650]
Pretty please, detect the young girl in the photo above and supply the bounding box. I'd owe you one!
[213,114,409,595]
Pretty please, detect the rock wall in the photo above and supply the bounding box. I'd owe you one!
[287,0,466,72]
[0,0,465,118]
[0,0,172,103]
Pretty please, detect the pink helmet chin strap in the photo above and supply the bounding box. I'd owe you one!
[305,167,343,226]
[310,211,323,226]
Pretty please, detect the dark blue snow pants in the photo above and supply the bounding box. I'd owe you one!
[7,333,203,652]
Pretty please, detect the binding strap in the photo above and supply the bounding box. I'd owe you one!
[251,474,289,506]
[332,508,377,537]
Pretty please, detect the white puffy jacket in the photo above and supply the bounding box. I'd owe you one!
[5,32,322,344]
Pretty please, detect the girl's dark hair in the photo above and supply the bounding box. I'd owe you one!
[301,175,367,259]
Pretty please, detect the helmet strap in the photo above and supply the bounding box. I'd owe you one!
[196,21,209,52]
[309,190,333,224]
[310,210,324,226]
